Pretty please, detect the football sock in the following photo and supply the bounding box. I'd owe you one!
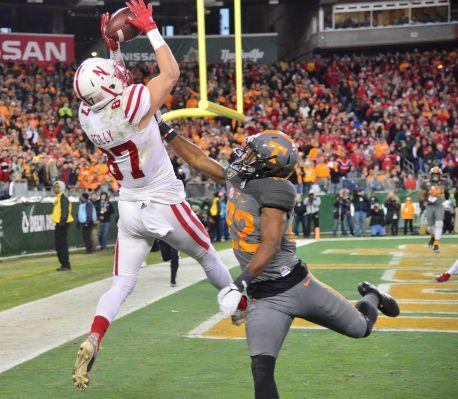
[434,221,443,241]
[94,274,138,327]
[251,355,279,399]
[90,316,110,350]
[196,246,232,289]
[447,259,458,275]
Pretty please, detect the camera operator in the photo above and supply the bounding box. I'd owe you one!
[293,194,307,237]
[384,191,401,236]
[333,194,349,236]
[305,191,321,238]
[370,203,386,236]
[353,189,370,237]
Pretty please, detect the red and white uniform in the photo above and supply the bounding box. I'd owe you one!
[79,83,185,203]
[78,84,231,319]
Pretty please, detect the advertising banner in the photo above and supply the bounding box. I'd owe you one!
[0,33,75,66]
[122,33,278,65]
[1,201,117,257]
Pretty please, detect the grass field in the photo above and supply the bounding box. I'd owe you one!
[0,241,232,312]
[0,237,457,398]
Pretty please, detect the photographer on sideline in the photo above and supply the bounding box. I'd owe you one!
[353,189,370,237]
[384,191,401,236]
[293,194,307,237]
[304,190,321,238]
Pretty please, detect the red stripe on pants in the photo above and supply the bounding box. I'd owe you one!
[180,201,210,239]
[170,204,210,251]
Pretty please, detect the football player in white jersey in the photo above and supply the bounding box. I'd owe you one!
[72,0,234,390]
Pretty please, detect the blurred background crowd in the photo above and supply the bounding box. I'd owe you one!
[0,48,456,239]
[0,49,456,202]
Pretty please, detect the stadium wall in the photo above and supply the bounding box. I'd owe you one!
[2,201,117,257]
[4,192,419,257]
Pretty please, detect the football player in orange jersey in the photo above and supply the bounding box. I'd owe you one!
[420,166,448,253]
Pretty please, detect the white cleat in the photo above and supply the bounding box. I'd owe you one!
[72,337,97,390]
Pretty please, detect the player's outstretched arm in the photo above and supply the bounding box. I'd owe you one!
[126,0,180,123]
[155,112,226,184]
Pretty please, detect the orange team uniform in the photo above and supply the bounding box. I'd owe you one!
[302,166,316,183]
[308,147,319,160]
[315,162,330,179]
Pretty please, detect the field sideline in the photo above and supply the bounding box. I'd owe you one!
[0,236,456,398]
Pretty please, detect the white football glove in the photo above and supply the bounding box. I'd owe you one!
[217,283,243,318]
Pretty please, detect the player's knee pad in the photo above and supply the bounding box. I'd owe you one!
[355,301,378,338]
[251,355,278,399]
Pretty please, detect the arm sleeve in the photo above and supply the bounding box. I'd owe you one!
[255,179,297,213]
[60,195,69,223]
[121,84,151,126]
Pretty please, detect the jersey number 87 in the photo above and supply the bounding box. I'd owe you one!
[101,140,145,181]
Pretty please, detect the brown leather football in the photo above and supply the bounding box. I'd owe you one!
[105,7,141,43]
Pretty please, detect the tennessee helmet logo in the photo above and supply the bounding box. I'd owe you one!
[267,140,288,164]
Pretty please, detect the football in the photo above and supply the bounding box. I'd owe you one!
[105,7,141,43]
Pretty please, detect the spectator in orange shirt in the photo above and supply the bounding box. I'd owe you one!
[302,161,316,195]
[401,197,415,235]
[315,159,330,191]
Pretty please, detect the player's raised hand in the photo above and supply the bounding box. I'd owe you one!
[125,0,157,33]
[218,283,243,318]
[100,12,119,51]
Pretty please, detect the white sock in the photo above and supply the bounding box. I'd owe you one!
[196,246,232,289]
[447,259,458,275]
[95,275,137,323]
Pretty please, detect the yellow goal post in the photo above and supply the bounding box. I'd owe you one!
[162,0,244,123]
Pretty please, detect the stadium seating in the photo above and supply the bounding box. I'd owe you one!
[0,49,456,198]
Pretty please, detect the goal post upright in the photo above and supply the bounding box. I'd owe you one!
[162,0,245,123]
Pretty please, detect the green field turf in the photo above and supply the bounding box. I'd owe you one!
[0,237,456,399]
[0,241,232,311]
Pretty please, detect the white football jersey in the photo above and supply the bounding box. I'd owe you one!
[78,83,185,204]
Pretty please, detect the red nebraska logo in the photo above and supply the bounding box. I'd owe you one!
[0,33,74,66]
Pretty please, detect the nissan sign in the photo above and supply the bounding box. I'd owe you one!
[0,33,75,66]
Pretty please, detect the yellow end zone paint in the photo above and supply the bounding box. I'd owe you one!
[199,315,458,339]
[389,283,458,301]
[189,241,458,339]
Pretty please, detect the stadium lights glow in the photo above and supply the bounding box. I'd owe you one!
[91,51,98,57]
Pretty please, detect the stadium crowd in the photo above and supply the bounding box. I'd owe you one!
[0,49,456,201]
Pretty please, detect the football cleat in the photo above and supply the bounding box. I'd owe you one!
[358,282,400,317]
[433,244,440,253]
[436,272,450,283]
[428,236,434,248]
[72,336,97,390]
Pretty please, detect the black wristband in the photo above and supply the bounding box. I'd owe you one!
[158,121,178,143]
[233,268,255,291]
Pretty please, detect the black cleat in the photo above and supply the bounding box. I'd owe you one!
[358,282,400,317]
[433,244,440,253]
[428,237,434,248]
